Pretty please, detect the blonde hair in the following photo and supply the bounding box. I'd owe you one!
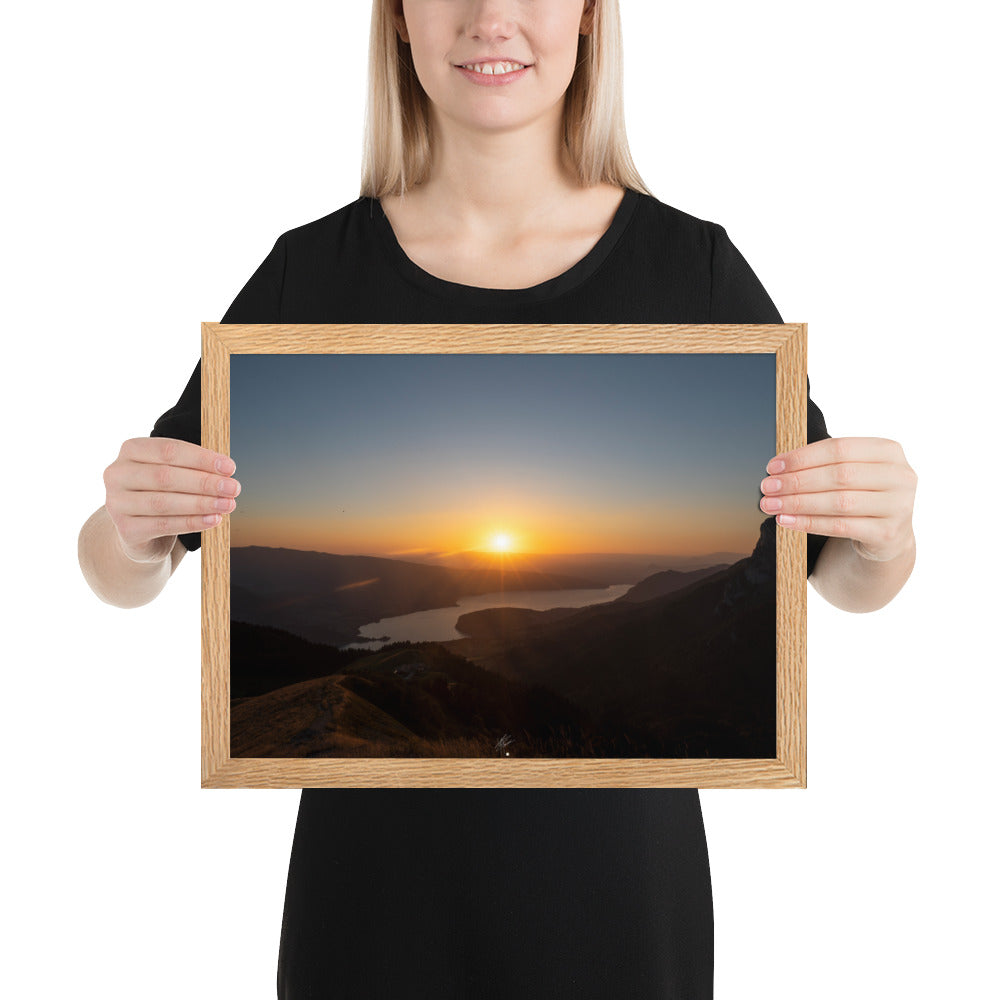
[360,0,652,199]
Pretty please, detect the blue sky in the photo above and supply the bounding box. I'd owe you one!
[229,353,774,556]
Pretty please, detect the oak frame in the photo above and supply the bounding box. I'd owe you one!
[201,323,808,789]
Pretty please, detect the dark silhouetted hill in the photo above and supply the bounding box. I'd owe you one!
[229,642,646,758]
[454,605,583,639]
[228,533,779,759]
[445,522,778,758]
[614,564,731,603]
[230,621,370,699]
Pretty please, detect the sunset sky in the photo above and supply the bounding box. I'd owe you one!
[229,353,774,557]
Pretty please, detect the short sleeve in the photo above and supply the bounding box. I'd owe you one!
[709,224,782,325]
[710,224,832,577]
[149,234,287,552]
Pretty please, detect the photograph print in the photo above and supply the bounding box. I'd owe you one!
[226,349,780,763]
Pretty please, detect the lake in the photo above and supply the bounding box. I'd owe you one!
[342,583,632,650]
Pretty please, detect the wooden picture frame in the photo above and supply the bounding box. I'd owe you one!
[201,323,808,789]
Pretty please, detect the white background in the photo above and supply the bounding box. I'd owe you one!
[4,2,995,997]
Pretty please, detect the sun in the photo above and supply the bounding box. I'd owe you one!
[490,532,513,553]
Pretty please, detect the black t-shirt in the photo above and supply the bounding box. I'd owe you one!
[152,188,830,999]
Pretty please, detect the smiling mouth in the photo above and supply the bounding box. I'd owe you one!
[456,61,530,76]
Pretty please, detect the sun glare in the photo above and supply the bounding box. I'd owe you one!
[491,532,513,552]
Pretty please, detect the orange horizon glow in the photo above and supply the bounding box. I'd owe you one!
[229,505,760,559]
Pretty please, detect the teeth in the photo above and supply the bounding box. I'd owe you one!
[462,61,525,75]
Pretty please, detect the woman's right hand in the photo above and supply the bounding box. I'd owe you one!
[103,437,241,562]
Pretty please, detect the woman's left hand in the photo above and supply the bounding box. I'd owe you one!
[760,437,917,562]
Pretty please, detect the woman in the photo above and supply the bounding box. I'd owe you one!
[79,1,917,995]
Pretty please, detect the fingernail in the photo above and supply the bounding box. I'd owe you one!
[761,478,782,493]
[777,514,796,526]
[761,497,782,512]
[218,478,238,496]
[215,457,236,475]
[767,458,785,474]
[202,514,221,526]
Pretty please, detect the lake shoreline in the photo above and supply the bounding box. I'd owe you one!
[341,583,632,651]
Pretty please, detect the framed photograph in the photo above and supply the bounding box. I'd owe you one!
[201,323,808,789]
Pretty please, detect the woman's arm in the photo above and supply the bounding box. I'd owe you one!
[79,506,188,608]
[761,436,918,613]
[82,229,282,607]
[807,532,916,613]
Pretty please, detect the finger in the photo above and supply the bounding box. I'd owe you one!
[114,462,242,498]
[120,437,236,476]
[773,512,884,541]
[767,437,904,475]
[117,511,229,549]
[761,462,900,497]
[115,491,238,518]
[760,490,895,518]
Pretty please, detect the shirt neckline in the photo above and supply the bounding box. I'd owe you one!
[367,187,640,304]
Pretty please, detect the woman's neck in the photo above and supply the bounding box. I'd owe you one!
[378,175,625,291]
[402,114,586,238]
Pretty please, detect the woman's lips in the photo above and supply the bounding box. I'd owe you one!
[455,64,531,87]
